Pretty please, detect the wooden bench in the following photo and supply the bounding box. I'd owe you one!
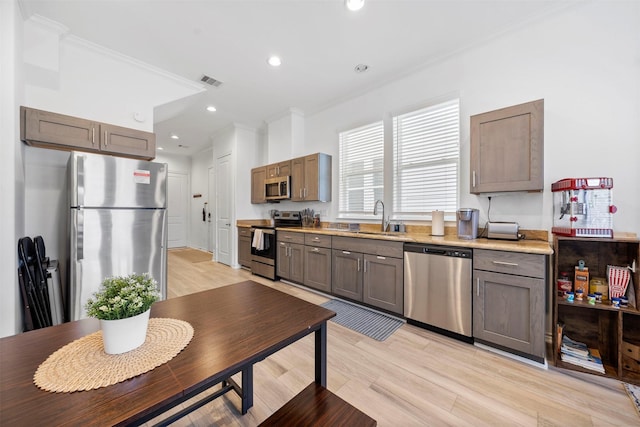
[259,383,376,426]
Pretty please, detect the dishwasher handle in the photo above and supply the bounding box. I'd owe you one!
[404,243,472,258]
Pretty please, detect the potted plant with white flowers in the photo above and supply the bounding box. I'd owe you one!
[85,272,160,354]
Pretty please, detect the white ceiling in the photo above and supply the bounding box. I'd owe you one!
[19,0,580,156]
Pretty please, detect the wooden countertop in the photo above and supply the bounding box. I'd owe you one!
[237,221,553,255]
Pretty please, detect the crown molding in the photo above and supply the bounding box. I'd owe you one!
[62,34,205,93]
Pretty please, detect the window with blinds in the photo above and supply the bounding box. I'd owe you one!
[338,121,384,217]
[393,99,460,218]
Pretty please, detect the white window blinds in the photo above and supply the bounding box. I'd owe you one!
[339,121,384,217]
[393,99,459,217]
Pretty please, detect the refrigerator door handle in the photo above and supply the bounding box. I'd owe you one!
[77,209,84,261]
[76,155,85,207]
[160,210,168,299]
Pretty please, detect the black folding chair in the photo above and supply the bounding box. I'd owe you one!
[17,237,52,330]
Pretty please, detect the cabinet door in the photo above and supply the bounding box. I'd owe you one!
[289,243,305,283]
[251,167,267,204]
[276,242,290,279]
[332,249,363,301]
[470,99,543,193]
[305,246,332,293]
[473,269,545,359]
[238,237,251,268]
[21,106,99,151]
[291,157,305,201]
[303,154,319,201]
[100,123,155,160]
[267,161,291,178]
[363,255,403,315]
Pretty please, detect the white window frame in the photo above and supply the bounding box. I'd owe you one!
[338,121,384,219]
[392,98,460,220]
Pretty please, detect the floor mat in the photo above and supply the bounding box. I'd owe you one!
[625,383,640,418]
[321,299,404,341]
[171,249,213,263]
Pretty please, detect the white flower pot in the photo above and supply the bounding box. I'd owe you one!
[100,309,151,354]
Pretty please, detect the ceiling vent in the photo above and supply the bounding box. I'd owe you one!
[200,74,223,87]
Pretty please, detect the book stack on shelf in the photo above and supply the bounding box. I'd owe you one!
[561,335,605,374]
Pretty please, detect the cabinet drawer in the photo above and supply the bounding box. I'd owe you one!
[305,233,332,248]
[474,249,545,279]
[332,236,403,258]
[623,355,640,374]
[278,230,305,245]
[623,341,640,362]
[238,227,251,238]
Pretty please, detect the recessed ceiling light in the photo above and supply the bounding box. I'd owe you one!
[354,64,369,73]
[206,105,217,112]
[170,133,179,140]
[267,56,282,67]
[157,147,164,150]
[345,0,365,11]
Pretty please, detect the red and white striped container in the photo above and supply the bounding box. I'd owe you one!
[551,177,616,238]
[607,265,630,299]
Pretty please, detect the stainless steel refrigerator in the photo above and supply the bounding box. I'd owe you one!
[68,152,167,321]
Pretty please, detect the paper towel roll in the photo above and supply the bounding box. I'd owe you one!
[431,210,445,236]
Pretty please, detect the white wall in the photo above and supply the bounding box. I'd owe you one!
[210,124,263,267]
[266,109,305,163]
[0,0,25,338]
[304,1,640,237]
[1,18,204,336]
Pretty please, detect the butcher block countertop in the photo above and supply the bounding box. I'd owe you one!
[237,221,553,255]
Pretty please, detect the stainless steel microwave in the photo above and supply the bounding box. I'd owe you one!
[265,176,290,200]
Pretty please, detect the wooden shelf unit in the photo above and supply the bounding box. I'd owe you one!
[552,235,640,384]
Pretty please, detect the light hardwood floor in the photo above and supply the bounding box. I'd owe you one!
[151,248,638,426]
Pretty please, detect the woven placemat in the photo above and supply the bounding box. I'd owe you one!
[34,318,194,393]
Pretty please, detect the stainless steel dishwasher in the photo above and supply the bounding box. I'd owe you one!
[404,243,472,338]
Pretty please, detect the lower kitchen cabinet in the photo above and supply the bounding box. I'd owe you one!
[332,249,364,301]
[277,231,304,283]
[304,234,332,293]
[363,255,403,314]
[331,236,404,315]
[304,246,332,293]
[473,249,546,362]
[237,227,251,268]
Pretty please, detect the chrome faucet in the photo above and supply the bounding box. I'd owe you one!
[373,199,389,232]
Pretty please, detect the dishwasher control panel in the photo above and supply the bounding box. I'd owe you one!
[404,243,472,258]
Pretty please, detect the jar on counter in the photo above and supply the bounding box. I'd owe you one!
[557,271,572,296]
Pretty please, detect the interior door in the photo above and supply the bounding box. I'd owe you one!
[167,172,188,248]
[207,167,215,253]
[216,154,232,265]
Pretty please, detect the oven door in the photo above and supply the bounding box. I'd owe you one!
[250,227,276,264]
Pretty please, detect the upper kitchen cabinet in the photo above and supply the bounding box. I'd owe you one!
[20,106,156,160]
[266,160,291,178]
[251,166,267,204]
[291,153,332,202]
[470,99,544,194]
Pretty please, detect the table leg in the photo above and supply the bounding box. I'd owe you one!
[241,365,253,414]
[315,321,327,387]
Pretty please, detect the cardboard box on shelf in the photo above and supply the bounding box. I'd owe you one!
[589,277,608,301]
[574,266,589,295]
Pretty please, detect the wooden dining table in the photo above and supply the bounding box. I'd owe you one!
[0,280,336,426]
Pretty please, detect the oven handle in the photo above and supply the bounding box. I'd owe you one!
[251,227,275,235]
